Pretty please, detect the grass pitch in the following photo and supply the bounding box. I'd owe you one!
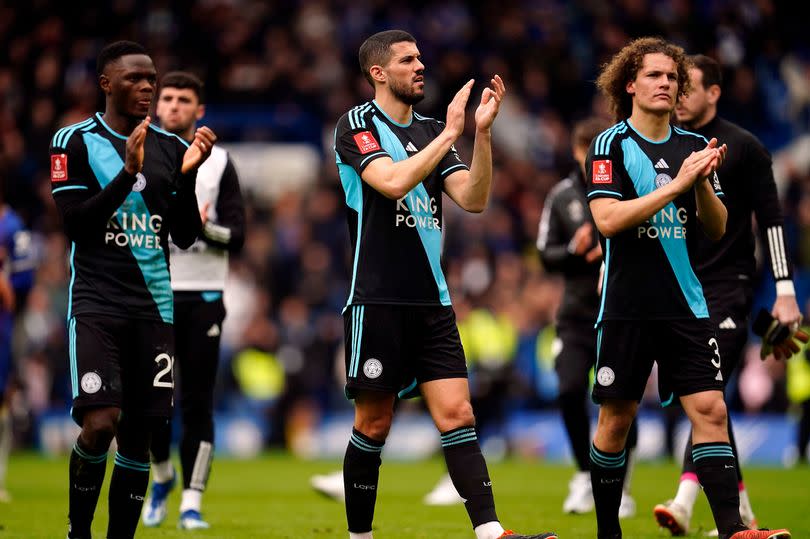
[2,452,808,538]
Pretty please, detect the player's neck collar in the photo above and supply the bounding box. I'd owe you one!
[626,117,672,144]
[373,100,413,127]
[96,112,131,141]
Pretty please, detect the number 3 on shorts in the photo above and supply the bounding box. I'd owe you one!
[153,352,174,388]
[709,337,721,369]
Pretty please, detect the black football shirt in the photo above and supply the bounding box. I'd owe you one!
[50,113,200,323]
[586,120,724,323]
[334,101,468,308]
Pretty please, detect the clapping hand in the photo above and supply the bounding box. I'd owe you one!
[474,75,506,131]
[182,127,217,174]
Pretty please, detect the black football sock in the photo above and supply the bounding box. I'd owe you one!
[106,452,150,539]
[344,428,384,533]
[68,440,108,539]
[441,426,498,528]
[692,442,746,537]
[590,443,626,539]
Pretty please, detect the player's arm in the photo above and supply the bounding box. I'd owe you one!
[444,75,506,213]
[169,138,203,250]
[589,143,722,237]
[361,81,474,199]
[746,138,802,327]
[200,158,246,253]
[50,120,152,243]
[694,172,727,241]
[538,190,597,272]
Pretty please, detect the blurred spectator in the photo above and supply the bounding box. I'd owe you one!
[0,0,808,451]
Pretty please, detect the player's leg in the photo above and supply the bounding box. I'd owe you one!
[107,413,153,539]
[590,399,636,539]
[177,296,224,529]
[341,304,401,539]
[417,306,556,539]
[680,390,749,536]
[69,406,119,539]
[67,315,126,539]
[668,319,785,538]
[109,319,174,539]
[662,299,752,534]
[345,390,394,539]
[590,320,654,539]
[555,325,595,514]
[142,300,184,527]
[142,412,175,527]
[619,419,638,519]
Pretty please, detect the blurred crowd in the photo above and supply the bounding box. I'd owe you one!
[2,0,810,454]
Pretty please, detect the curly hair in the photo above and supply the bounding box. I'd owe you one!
[596,37,691,122]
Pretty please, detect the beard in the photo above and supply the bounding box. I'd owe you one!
[389,77,425,106]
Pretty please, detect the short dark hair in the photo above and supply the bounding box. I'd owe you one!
[358,30,416,87]
[688,54,722,89]
[97,40,149,78]
[572,117,612,149]
[160,71,205,102]
[596,37,690,121]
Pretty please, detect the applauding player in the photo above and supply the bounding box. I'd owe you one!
[585,37,789,539]
[333,30,555,539]
[49,41,215,539]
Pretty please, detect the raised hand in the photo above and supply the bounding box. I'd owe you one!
[474,75,506,131]
[673,147,719,193]
[125,117,150,175]
[182,126,217,174]
[444,79,474,140]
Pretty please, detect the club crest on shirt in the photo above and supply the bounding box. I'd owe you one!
[51,154,68,182]
[132,172,147,192]
[592,160,612,183]
[353,131,381,154]
[654,173,673,189]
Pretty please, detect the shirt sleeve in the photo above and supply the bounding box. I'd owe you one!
[334,113,390,174]
[537,187,590,273]
[169,137,202,250]
[202,156,246,253]
[50,129,137,243]
[586,136,623,201]
[745,136,793,282]
[431,121,469,179]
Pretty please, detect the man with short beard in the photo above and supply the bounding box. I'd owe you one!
[332,29,555,539]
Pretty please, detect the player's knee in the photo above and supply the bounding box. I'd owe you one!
[80,408,120,451]
[693,395,728,430]
[435,399,475,432]
[355,410,394,441]
[596,404,635,444]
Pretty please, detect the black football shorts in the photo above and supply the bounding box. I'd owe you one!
[68,314,175,424]
[592,317,724,405]
[343,304,468,399]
